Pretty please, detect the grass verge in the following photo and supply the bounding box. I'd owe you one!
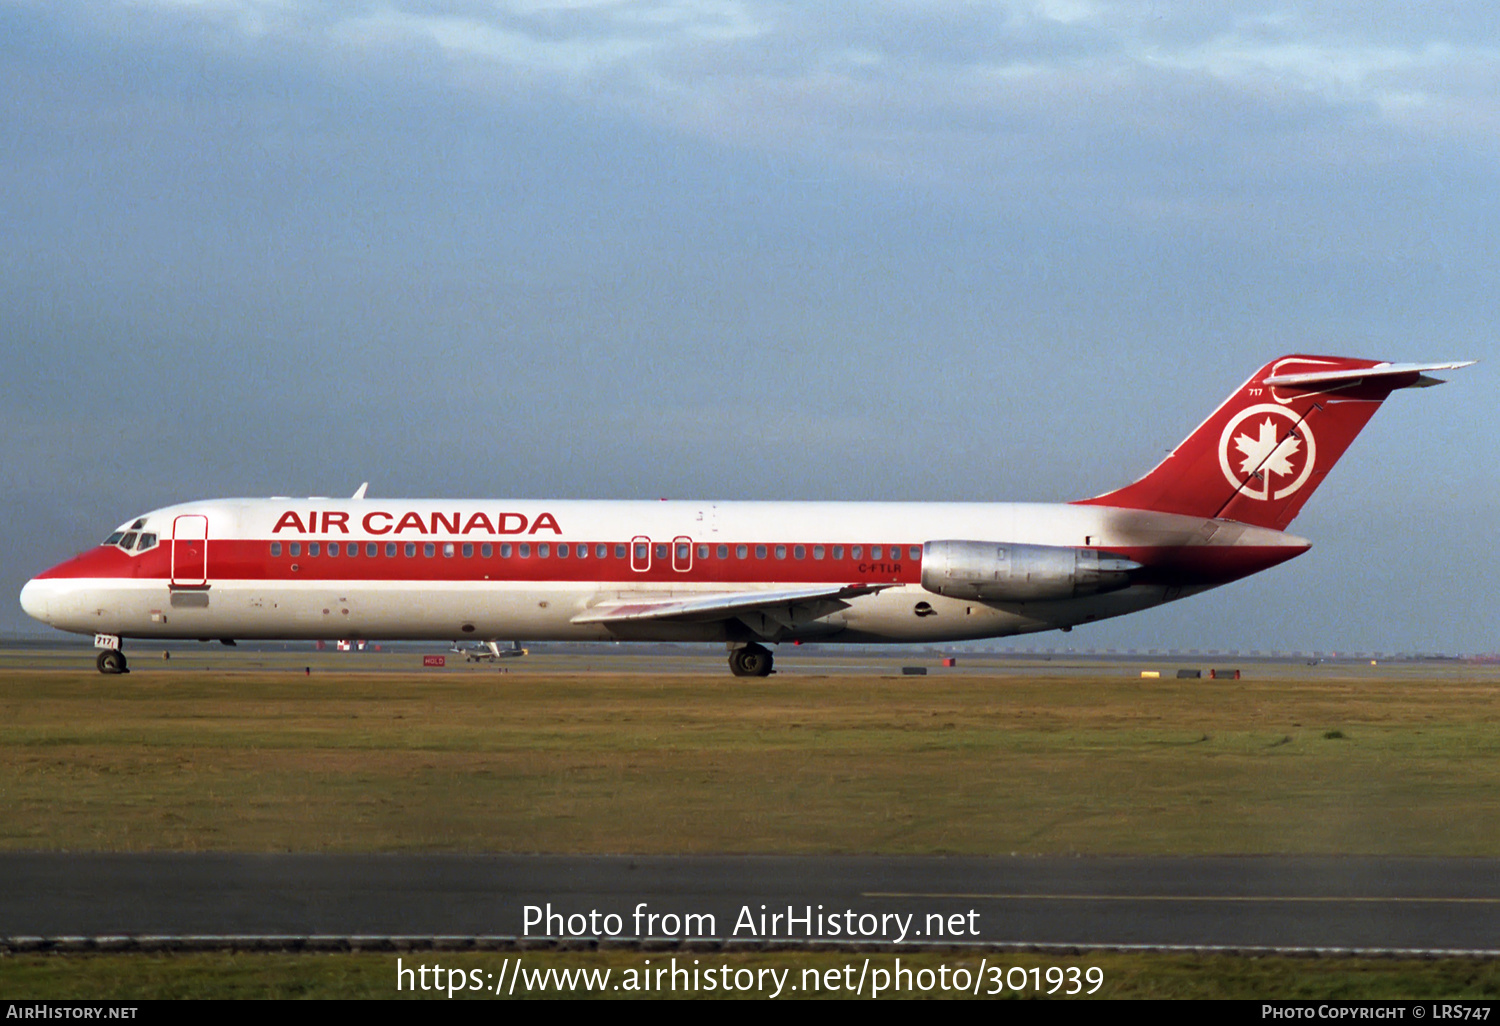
[0,659,1496,855]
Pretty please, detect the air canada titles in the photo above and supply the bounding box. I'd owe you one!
[272,510,563,536]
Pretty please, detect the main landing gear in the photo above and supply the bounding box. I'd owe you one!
[96,649,129,675]
[728,643,774,678]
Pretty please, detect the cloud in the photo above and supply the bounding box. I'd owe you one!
[74,0,1493,237]
[59,4,1478,196]
[332,2,766,79]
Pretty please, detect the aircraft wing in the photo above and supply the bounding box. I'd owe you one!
[571,583,892,630]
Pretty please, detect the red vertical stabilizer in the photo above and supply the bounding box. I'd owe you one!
[1074,355,1469,530]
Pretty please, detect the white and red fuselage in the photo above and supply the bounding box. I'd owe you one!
[19,497,1306,644]
[19,355,1470,674]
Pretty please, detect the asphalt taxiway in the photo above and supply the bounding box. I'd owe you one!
[2,854,1496,954]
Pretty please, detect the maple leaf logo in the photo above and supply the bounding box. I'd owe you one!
[1218,404,1317,501]
[1234,418,1301,479]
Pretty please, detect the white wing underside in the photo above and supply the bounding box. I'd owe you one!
[571,583,895,634]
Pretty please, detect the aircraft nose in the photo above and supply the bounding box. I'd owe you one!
[19,578,51,624]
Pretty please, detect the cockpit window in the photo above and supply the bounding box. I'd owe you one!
[131,519,146,530]
[136,533,157,551]
[120,532,139,550]
[104,532,125,546]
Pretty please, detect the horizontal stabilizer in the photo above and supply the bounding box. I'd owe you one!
[1264,361,1475,390]
[572,583,892,625]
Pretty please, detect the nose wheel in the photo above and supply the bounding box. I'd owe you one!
[96,650,129,675]
[728,643,773,677]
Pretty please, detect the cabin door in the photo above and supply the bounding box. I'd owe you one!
[171,514,209,588]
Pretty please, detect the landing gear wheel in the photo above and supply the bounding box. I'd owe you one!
[728,644,773,678]
[96,650,129,675]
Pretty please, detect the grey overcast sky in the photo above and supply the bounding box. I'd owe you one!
[2,1,1495,652]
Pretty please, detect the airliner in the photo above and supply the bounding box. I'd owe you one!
[19,355,1472,676]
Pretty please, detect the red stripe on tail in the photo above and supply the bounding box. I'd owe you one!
[1074,355,1424,530]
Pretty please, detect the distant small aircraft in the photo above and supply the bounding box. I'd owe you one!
[450,641,528,662]
[19,355,1472,677]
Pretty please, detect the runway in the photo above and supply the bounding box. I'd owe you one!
[3,854,1497,954]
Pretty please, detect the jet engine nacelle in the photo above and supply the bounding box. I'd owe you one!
[920,540,1141,602]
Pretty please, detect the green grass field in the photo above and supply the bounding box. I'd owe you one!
[1,655,1497,854]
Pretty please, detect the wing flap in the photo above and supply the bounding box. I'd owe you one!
[571,583,892,625]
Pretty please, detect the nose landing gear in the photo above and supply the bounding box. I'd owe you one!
[728,643,774,677]
[96,649,129,675]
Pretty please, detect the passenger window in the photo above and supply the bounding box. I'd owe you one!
[346,543,357,558]
[871,546,882,560]
[676,544,690,561]
[577,543,588,560]
[851,546,862,559]
[755,545,767,559]
[615,544,626,559]
[367,543,378,557]
[424,543,435,557]
[736,544,748,559]
[598,544,609,559]
[501,543,513,558]
[910,546,921,560]
[793,545,805,559]
[290,543,302,557]
[329,543,340,557]
[519,543,531,558]
[813,545,824,560]
[696,544,709,559]
[309,542,321,557]
[405,543,416,557]
[385,543,396,557]
[121,532,139,550]
[481,543,492,558]
[774,545,786,560]
[717,545,728,559]
[635,543,648,561]
[557,544,569,558]
[271,542,282,557]
[462,543,474,558]
[538,543,550,558]
[654,544,668,560]
[832,546,843,559]
[443,543,455,557]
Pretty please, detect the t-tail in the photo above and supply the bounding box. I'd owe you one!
[1074,355,1474,531]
